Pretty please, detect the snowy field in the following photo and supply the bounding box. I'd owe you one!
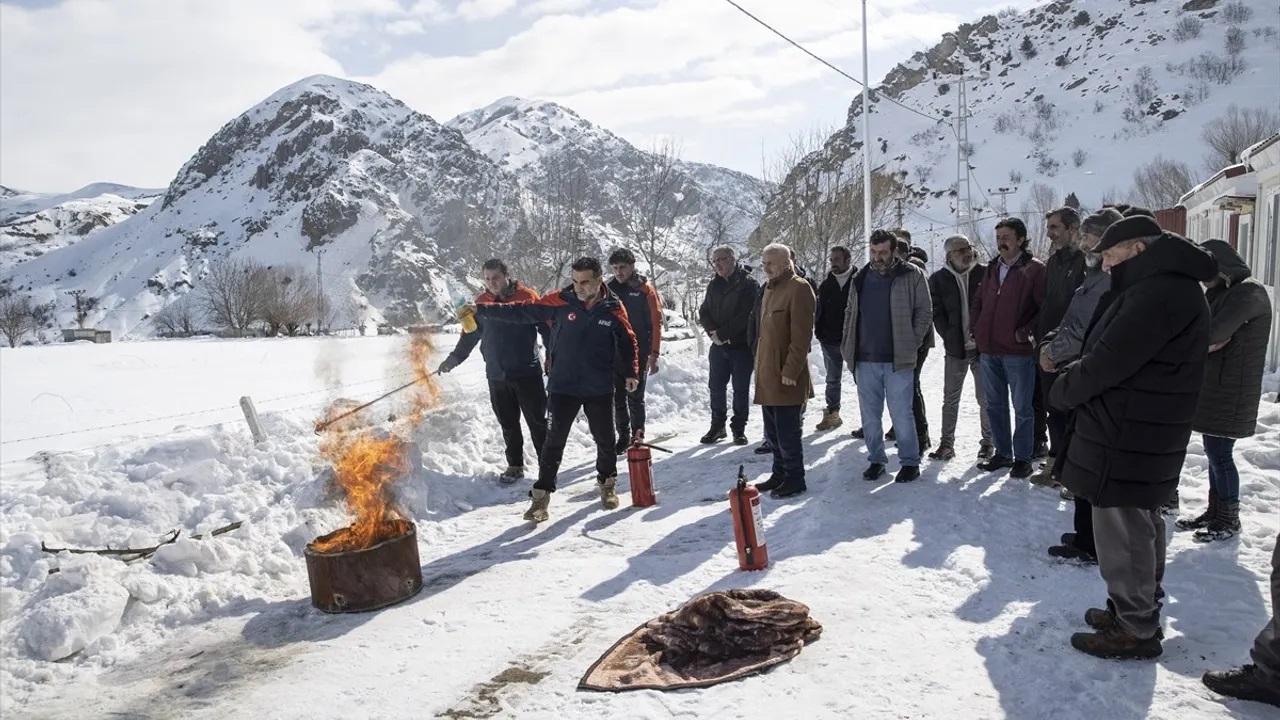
[1,335,1278,719]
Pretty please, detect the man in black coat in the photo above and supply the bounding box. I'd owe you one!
[928,235,993,460]
[699,245,761,446]
[1037,207,1087,461]
[1049,217,1217,660]
[813,245,855,431]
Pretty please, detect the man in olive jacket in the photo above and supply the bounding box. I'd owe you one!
[841,229,933,484]
[1178,239,1274,542]
[1049,217,1216,660]
[751,243,816,500]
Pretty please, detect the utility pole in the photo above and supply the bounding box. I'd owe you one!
[935,69,988,244]
[65,289,88,329]
[860,0,872,262]
[989,186,1018,217]
[315,250,324,336]
[893,196,906,229]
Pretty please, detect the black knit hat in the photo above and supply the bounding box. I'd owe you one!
[1081,208,1124,237]
[1094,215,1164,253]
[1105,203,1132,215]
[1123,206,1156,219]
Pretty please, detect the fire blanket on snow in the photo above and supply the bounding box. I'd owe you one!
[578,589,822,692]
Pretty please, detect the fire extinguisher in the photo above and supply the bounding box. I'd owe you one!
[729,464,769,571]
[627,434,672,508]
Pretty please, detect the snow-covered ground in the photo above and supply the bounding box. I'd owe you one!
[1,335,1277,719]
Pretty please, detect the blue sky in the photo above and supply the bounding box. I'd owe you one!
[0,0,1034,192]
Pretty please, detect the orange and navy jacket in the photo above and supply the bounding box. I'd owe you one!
[445,281,551,381]
[476,284,639,397]
[607,273,663,363]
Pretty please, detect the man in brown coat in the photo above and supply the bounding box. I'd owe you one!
[752,243,817,499]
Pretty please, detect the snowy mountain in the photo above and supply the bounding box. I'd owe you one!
[0,192,159,272]
[2,75,525,333]
[759,0,1280,263]
[0,183,162,224]
[448,97,771,262]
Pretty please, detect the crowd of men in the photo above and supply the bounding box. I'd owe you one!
[442,205,1276,707]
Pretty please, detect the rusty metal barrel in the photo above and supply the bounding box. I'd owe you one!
[304,518,423,613]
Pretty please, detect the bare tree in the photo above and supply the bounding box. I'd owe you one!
[1202,104,1280,172]
[1132,155,1196,209]
[200,256,264,335]
[505,151,593,294]
[150,293,203,337]
[0,295,36,347]
[1025,181,1059,256]
[619,138,696,290]
[258,265,320,335]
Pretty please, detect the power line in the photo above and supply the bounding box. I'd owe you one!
[719,0,945,124]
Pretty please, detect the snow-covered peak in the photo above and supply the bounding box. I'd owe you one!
[447,96,621,172]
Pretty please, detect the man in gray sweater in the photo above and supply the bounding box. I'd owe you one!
[841,229,933,483]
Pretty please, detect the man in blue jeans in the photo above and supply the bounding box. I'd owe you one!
[840,229,933,483]
[814,245,855,431]
[970,218,1045,479]
[698,245,760,446]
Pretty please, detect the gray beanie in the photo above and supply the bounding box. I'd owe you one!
[1081,208,1124,237]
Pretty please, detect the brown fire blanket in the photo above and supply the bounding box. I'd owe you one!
[578,589,822,692]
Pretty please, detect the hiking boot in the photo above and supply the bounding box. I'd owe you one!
[863,463,886,481]
[885,427,896,441]
[754,440,773,455]
[977,441,995,460]
[1202,664,1280,708]
[979,455,1015,472]
[524,489,550,523]
[1059,486,1075,501]
[1047,544,1097,564]
[895,466,921,483]
[1070,619,1162,660]
[1010,460,1034,479]
[850,427,865,439]
[770,479,807,499]
[1028,466,1057,487]
[500,465,524,484]
[929,442,955,461]
[732,431,748,446]
[1176,488,1219,531]
[1032,442,1049,461]
[1194,500,1241,543]
[1060,532,1077,545]
[755,475,784,492]
[700,425,727,444]
[1083,603,1165,640]
[816,410,843,431]
[598,475,620,510]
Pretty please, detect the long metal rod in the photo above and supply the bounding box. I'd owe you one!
[313,373,435,434]
[861,0,873,260]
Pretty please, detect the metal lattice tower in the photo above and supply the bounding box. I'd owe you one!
[937,70,988,242]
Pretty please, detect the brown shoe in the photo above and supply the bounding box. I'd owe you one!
[1070,619,1162,659]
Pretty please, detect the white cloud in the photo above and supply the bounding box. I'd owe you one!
[455,0,519,22]
[385,18,427,35]
[523,0,592,16]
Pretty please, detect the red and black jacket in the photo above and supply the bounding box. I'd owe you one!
[476,285,639,397]
[606,274,663,363]
[444,281,551,381]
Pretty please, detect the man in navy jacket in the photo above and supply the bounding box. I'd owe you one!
[438,259,550,483]
[473,257,640,523]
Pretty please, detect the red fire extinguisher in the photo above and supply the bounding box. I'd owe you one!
[627,434,672,508]
[729,465,769,571]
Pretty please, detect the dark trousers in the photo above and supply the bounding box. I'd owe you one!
[613,369,649,439]
[1040,368,1066,454]
[762,405,805,483]
[1032,368,1049,450]
[709,344,753,432]
[489,376,548,468]
[535,393,615,493]
[1073,495,1097,555]
[1252,531,1280,683]
[912,346,930,442]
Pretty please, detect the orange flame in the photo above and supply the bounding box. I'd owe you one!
[310,331,442,554]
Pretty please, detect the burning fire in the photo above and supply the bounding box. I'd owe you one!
[310,332,442,554]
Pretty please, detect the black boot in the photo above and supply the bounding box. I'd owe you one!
[1175,488,1218,531]
[700,425,727,444]
[770,478,807,499]
[1194,499,1241,543]
[1202,665,1280,707]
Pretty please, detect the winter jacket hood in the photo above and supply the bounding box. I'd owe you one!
[476,285,639,398]
[1193,239,1273,439]
[840,260,933,374]
[445,280,550,381]
[1048,233,1215,509]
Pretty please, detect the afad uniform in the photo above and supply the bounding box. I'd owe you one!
[606,274,663,442]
